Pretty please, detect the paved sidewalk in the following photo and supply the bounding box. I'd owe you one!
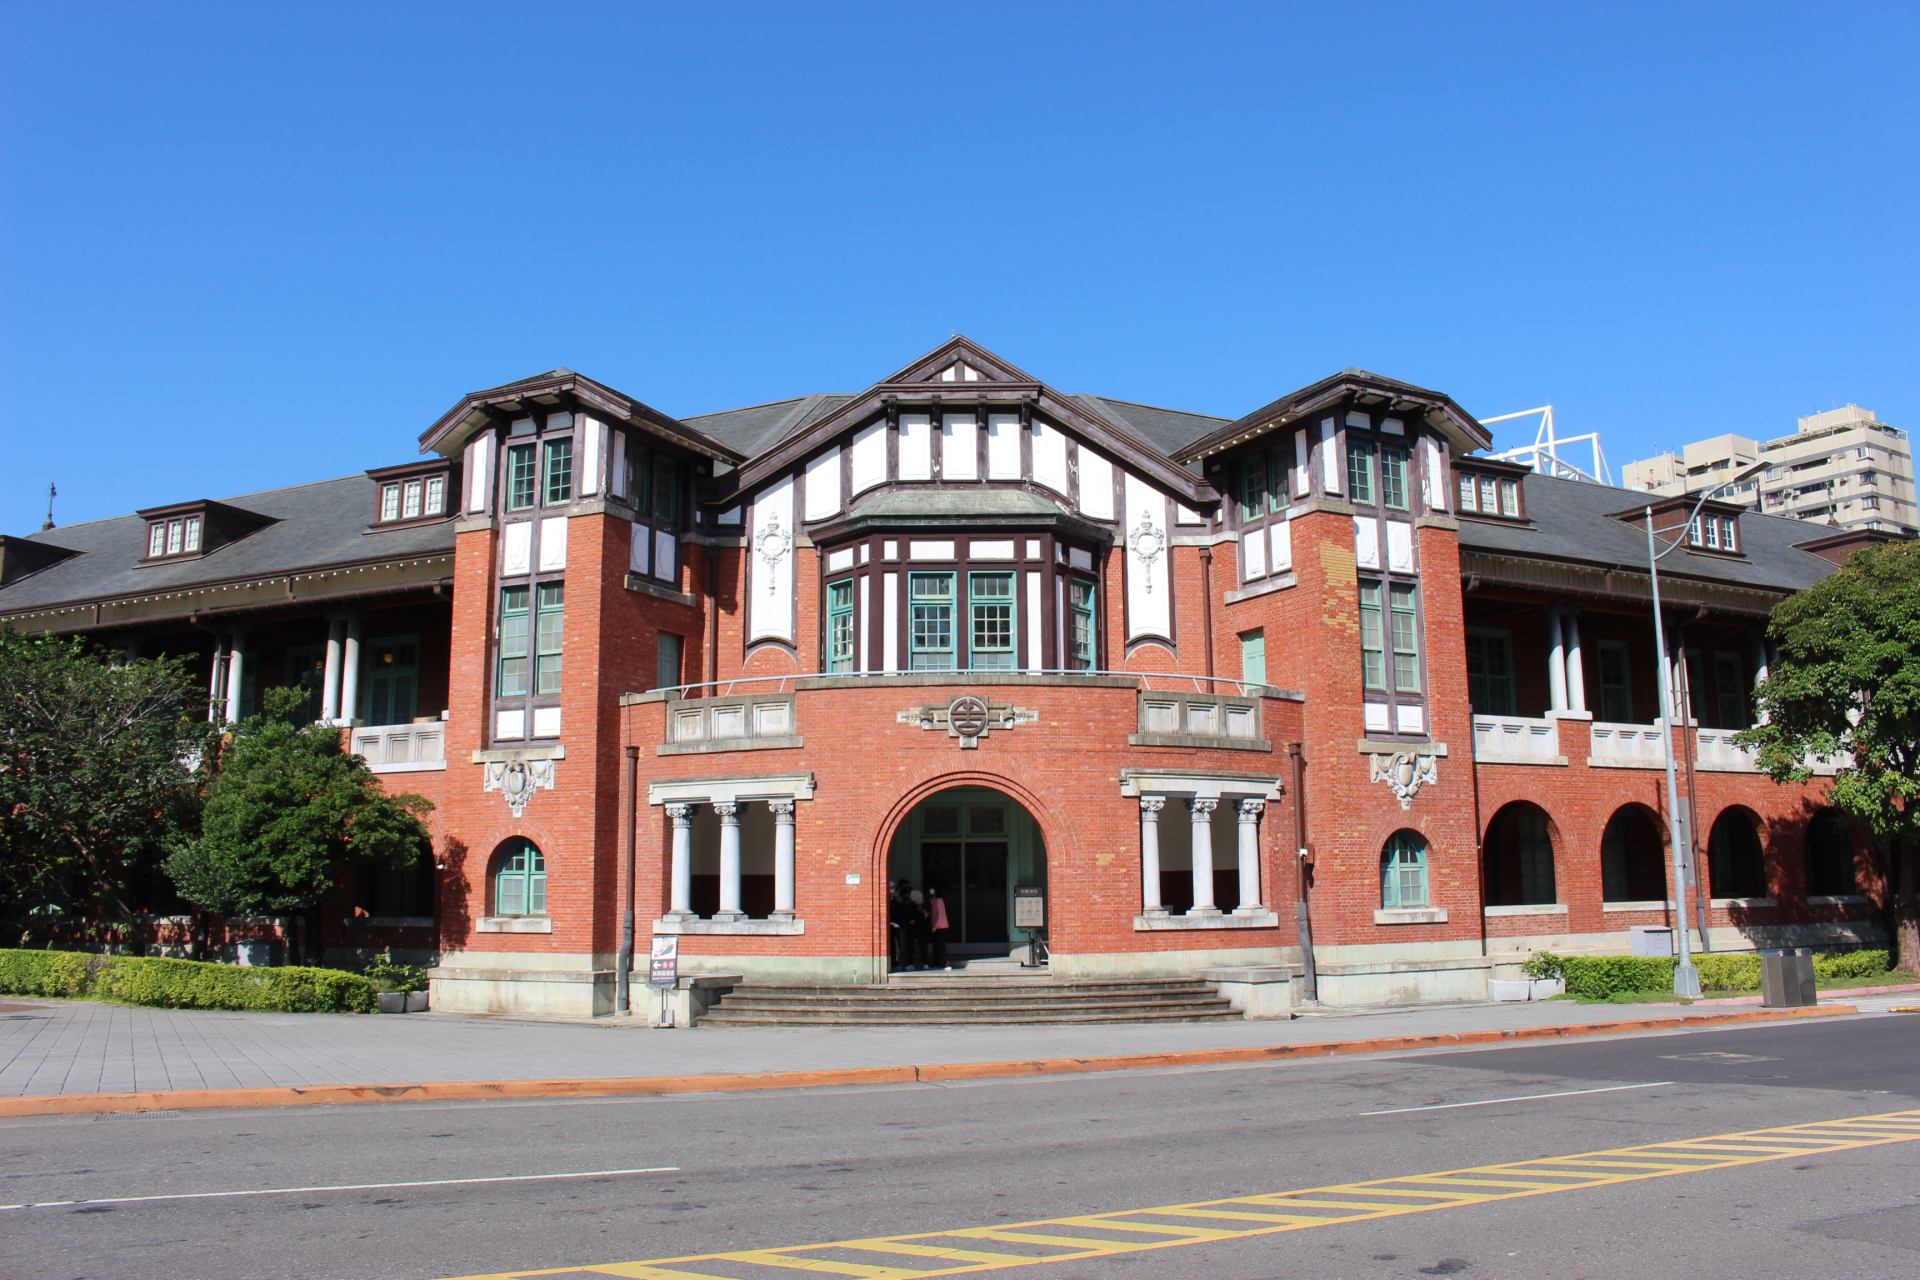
[0,994,1876,1100]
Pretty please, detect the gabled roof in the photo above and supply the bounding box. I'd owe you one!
[418,368,742,465]
[704,337,1219,507]
[682,394,854,458]
[1178,368,1492,462]
[0,474,456,620]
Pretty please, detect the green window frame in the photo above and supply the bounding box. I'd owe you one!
[656,632,683,690]
[1389,583,1420,693]
[826,580,856,673]
[1380,444,1409,510]
[506,442,537,512]
[967,572,1017,671]
[628,448,652,516]
[908,572,956,671]
[652,455,679,525]
[1359,582,1386,691]
[1240,629,1266,687]
[1381,832,1428,909]
[497,586,531,697]
[1464,629,1514,716]
[1713,651,1747,729]
[1238,455,1267,521]
[1347,439,1376,505]
[1068,577,1096,670]
[533,583,565,696]
[493,840,546,917]
[543,438,573,506]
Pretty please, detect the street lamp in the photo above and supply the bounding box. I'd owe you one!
[1645,459,1767,998]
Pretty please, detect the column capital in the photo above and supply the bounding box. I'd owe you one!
[712,801,740,821]
[1139,796,1166,815]
[665,802,694,824]
[1189,797,1218,818]
[1238,798,1265,821]
[768,799,796,821]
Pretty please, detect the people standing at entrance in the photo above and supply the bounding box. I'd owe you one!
[925,886,950,970]
[907,888,932,969]
[890,879,927,970]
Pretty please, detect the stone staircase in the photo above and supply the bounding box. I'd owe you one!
[697,974,1242,1026]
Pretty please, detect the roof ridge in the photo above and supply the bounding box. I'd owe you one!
[1076,394,1230,422]
[682,394,835,422]
[23,471,373,537]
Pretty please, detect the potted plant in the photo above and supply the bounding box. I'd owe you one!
[365,950,428,1013]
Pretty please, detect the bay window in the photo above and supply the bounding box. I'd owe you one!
[498,586,531,697]
[826,580,856,673]
[967,572,1016,670]
[1068,578,1096,670]
[909,572,956,671]
[506,443,537,511]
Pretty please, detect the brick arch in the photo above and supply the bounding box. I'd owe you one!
[867,770,1068,958]
[1599,802,1668,903]
[1345,810,1461,910]
[1704,803,1769,899]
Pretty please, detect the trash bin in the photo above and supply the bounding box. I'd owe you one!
[1761,949,1816,1007]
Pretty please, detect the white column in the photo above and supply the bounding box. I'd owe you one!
[1234,799,1265,913]
[1139,797,1166,916]
[207,637,226,722]
[320,617,345,723]
[1188,798,1220,916]
[770,800,796,917]
[1546,610,1568,713]
[340,614,363,726]
[714,802,742,919]
[1750,633,1770,726]
[223,632,246,725]
[1564,610,1587,714]
[666,804,694,917]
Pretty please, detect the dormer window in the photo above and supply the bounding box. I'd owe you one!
[144,513,201,560]
[367,462,456,528]
[138,499,271,563]
[1691,511,1739,552]
[1455,465,1526,521]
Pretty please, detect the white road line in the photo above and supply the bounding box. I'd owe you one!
[1362,1081,1674,1116]
[0,1165,679,1212]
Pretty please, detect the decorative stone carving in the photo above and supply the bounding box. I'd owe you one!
[1127,508,1166,592]
[755,514,792,594]
[1238,798,1266,822]
[483,756,556,818]
[1370,750,1438,810]
[898,695,1038,749]
[1139,796,1166,815]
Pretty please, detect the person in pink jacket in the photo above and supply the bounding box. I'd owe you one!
[925,886,951,970]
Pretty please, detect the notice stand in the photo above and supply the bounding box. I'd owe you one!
[1014,887,1046,969]
[648,935,679,1028]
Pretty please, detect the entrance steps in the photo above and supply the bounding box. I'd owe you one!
[698,976,1241,1026]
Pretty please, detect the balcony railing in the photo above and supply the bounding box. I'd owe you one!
[350,721,446,773]
[1473,715,1562,764]
[1589,720,1667,767]
[1695,728,1759,772]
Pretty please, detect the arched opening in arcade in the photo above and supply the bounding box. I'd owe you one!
[1707,807,1769,900]
[1482,802,1559,907]
[886,785,1047,968]
[1601,804,1668,904]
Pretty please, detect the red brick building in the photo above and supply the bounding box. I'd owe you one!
[0,339,1889,1015]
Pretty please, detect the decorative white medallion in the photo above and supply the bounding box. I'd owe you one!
[1127,508,1166,592]
[1370,750,1438,810]
[484,757,556,817]
[899,695,1037,749]
[756,515,793,594]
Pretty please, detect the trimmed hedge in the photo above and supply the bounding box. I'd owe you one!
[1523,949,1895,999]
[0,949,378,1014]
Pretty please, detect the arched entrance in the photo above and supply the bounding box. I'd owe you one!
[1483,802,1558,907]
[887,785,1047,961]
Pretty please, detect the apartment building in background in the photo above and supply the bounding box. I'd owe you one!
[1625,405,1916,536]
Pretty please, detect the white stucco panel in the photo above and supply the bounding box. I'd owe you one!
[1424,438,1446,511]
[1386,520,1414,572]
[851,422,886,493]
[882,572,899,672]
[1025,570,1044,669]
[898,413,932,481]
[466,435,493,514]
[1268,519,1292,572]
[579,416,603,496]
[1319,417,1342,494]
[1077,447,1115,519]
[1122,472,1172,641]
[1292,428,1310,497]
[1032,421,1069,495]
[1240,530,1266,581]
[804,446,842,520]
[941,415,977,480]
[629,522,651,575]
[748,475,796,643]
[537,516,568,572]
[1354,515,1380,570]
[986,413,1021,479]
[502,521,532,576]
[654,530,677,582]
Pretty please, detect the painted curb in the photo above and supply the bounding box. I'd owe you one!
[0,1003,1854,1119]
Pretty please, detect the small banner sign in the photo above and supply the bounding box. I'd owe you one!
[1014,885,1046,929]
[648,935,679,989]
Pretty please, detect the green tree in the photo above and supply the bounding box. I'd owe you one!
[1737,539,1920,972]
[0,631,214,945]
[166,687,433,962]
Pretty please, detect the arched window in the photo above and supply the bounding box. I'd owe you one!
[492,839,547,917]
[1484,804,1556,906]
[1381,831,1429,909]
[1707,810,1768,900]
[1601,806,1667,902]
[1803,812,1857,898]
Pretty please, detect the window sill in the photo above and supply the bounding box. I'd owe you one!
[1483,903,1566,916]
[1133,910,1280,931]
[1222,574,1296,605]
[1127,732,1273,753]
[624,574,697,607]
[653,915,805,936]
[1586,756,1667,770]
[1807,894,1869,906]
[1475,753,1569,767]
[1709,897,1777,909]
[478,916,552,934]
[1603,901,1669,912]
[1374,908,1449,925]
[658,736,805,756]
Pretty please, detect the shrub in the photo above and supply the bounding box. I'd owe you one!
[0,949,376,1013]
[1695,954,1762,993]
[1814,949,1892,981]
[362,950,428,994]
[1521,948,1896,999]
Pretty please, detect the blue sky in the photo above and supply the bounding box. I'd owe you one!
[2,2,1915,529]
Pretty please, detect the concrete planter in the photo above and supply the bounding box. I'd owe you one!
[404,990,429,1013]
[376,991,409,1014]
[1531,977,1565,1000]
[1490,977,1565,1002]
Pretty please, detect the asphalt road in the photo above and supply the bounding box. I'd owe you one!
[4,1014,1919,1280]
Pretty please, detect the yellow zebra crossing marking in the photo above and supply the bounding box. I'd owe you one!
[440,1107,1920,1280]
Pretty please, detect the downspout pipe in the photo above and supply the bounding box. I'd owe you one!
[616,745,639,1015]
[1288,742,1317,1002]
[1197,546,1215,681]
